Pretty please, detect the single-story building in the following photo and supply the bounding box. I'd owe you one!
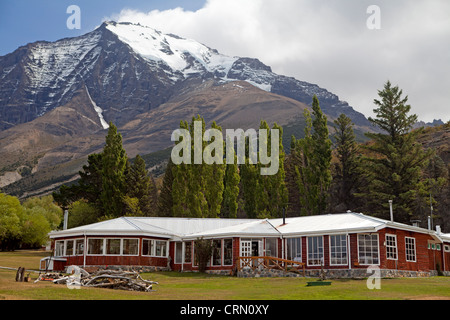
[45,212,450,278]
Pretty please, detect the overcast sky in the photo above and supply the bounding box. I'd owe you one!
[1,0,449,122]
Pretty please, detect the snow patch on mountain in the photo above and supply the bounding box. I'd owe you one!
[106,22,238,79]
[85,86,109,130]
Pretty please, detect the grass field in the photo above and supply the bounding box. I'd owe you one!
[1,250,450,301]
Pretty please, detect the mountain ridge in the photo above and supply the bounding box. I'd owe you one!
[3,21,440,198]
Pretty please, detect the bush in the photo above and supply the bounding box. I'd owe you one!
[194,238,214,273]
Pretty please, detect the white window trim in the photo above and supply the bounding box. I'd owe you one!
[329,234,348,266]
[357,233,380,266]
[285,237,302,263]
[74,238,85,256]
[212,239,223,266]
[307,236,324,267]
[86,238,140,256]
[174,242,183,264]
[142,239,169,258]
[405,237,416,262]
[385,234,398,261]
[223,238,233,266]
[105,238,122,256]
[121,238,140,256]
[87,238,105,256]
[264,238,278,258]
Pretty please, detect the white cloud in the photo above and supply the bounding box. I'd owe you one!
[107,0,450,122]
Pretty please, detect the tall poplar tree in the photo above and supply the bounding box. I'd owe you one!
[100,122,128,218]
[172,116,225,218]
[240,121,287,219]
[292,96,332,216]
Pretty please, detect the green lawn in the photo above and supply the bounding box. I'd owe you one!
[1,250,449,300]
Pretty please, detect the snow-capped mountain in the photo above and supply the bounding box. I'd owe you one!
[0,21,370,131]
[0,21,380,197]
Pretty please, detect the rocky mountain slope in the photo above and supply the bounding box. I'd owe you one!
[0,21,378,197]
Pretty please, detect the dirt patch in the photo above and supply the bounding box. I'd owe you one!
[409,295,450,300]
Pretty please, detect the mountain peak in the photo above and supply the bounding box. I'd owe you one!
[104,21,238,81]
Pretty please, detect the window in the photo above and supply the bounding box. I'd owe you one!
[142,239,154,256]
[106,239,121,255]
[155,240,167,257]
[286,238,302,262]
[385,234,398,260]
[75,239,84,255]
[358,234,379,265]
[212,239,222,266]
[307,236,324,266]
[330,235,348,265]
[65,240,74,256]
[405,237,416,262]
[175,242,183,264]
[55,240,64,257]
[88,239,104,255]
[223,239,233,266]
[444,245,450,253]
[123,239,138,255]
[265,238,277,257]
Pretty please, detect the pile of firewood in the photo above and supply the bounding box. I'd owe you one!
[37,267,158,292]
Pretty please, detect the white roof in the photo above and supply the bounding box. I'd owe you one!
[270,213,383,236]
[49,212,440,241]
[184,219,281,240]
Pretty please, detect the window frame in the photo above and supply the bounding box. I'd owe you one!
[385,234,398,260]
[357,234,380,266]
[405,237,416,262]
[223,239,233,266]
[212,239,222,266]
[329,234,348,266]
[142,239,168,258]
[286,237,302,263]
[87,238,105,255]
[307,236,324,267]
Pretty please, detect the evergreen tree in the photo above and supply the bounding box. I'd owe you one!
[361,81,433,223]
[158,158,174,217]
[330,114,362,212]
[126,155,158,216]
[100,122,128,218]
[53,153,103,210]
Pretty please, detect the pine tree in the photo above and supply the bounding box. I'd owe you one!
[100,122,128,218]
[158,158,174,217]
[126,155,158,216]
[330,114,362,212]
[361,81,433,223]
[53,153,103,211]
